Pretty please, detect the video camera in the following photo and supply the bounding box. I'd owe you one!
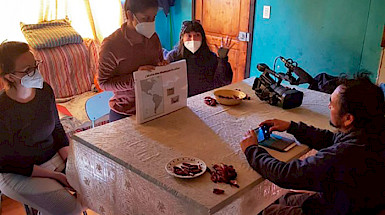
[252,57,312,109]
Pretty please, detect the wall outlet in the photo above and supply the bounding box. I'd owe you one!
[238,31,250,42]
[263,5,271,19]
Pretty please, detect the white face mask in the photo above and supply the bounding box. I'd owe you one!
[20,70,44,89]
[134,14,155,39]
[184,41,202,54]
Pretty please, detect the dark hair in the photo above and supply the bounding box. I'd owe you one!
[124,0,158,14]
[177,20,210,57]
[0,41,30,87]
[338,72,385,129]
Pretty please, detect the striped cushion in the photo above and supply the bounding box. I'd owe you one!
[20,19,83,49]
[31,43,94,98]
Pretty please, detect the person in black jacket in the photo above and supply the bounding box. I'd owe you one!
[240,73,385,215]
[0,41,83,214]
[165,20,233,97]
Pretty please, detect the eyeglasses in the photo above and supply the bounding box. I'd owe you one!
[14,60,42,77]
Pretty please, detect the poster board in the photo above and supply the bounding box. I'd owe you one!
[134,60,187,124]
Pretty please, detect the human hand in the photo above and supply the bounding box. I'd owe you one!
[58,146,69,161]
[240,129,258,153]
[53,172,74,191]
[219,36,235,50]
[259,119,291,132]
[138,65,156,71]
[215,36,236,58]
[157,60,169,66]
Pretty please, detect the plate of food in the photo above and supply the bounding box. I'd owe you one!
[165,157,207,179]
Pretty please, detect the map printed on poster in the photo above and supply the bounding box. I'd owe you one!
[133,60,187,124]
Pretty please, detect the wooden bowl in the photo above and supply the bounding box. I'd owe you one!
[214,89,246,106]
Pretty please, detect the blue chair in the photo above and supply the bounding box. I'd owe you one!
[85,91,114,128]
[380,83,385,97]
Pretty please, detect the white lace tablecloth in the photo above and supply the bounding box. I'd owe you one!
[67,78,333,215]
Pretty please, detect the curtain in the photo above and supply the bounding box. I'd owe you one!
[0,0,41,42]
[81,0,123,44]
[39,0,68,22]
[0,0,122,43]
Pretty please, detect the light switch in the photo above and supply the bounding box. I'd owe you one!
[263,5,271,19]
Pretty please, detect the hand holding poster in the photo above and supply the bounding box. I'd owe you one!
[133,60,187,124]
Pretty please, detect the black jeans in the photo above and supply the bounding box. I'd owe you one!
[109,109,130,122]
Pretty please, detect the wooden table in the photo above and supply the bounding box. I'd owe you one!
[67,78,332,215]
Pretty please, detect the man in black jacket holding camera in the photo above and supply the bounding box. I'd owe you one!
[240,73,385,214]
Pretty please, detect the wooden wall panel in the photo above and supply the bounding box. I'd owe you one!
[195,0,252,82]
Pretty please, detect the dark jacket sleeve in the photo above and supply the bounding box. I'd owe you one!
[165,48,181,63]
[0,111,33,176]
[287,121,335,150]
[47,84,69,151]
[51,100,69,151]
[0,123,34,176]
[0,156,34,176]
[213,55,233,88]
[244,145,338,191]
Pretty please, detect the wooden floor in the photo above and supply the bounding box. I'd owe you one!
[1,195,98,215]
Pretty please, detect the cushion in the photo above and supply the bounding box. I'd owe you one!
[20,19,83,49]
[31,43,93,98]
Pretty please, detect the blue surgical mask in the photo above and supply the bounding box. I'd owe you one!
[21,70,44,89]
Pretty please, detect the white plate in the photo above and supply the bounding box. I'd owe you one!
[165,157,207,179]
